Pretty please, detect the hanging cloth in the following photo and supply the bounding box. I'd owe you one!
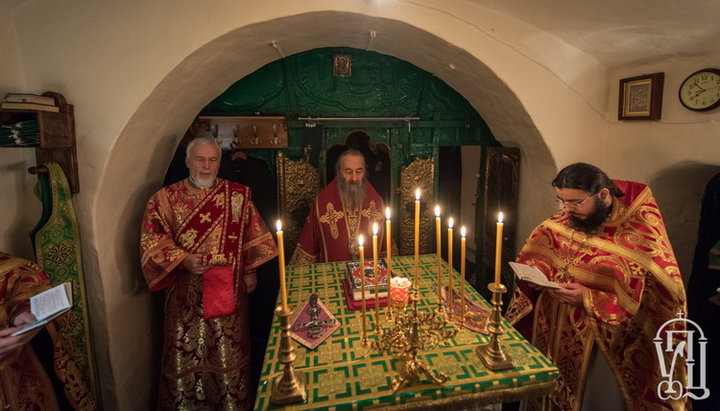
[33,162,100,401]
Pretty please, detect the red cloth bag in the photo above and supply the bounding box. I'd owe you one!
[202,265,235,319]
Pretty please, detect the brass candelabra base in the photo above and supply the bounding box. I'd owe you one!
[374,289,457,393]
[476,282,514,371]
[270,306,307,405]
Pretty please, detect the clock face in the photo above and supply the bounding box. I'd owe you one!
[679,68,720,111]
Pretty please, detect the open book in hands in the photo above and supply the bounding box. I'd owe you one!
[10,282,73,336]
[508,262,562,289]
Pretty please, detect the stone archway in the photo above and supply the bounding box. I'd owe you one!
[91,11,555,409]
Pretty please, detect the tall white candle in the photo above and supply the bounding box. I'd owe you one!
[276,220,288,313]
[495,212,504,285]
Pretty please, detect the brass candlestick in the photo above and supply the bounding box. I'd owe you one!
[476,282,514,370]
[271,306,307,404]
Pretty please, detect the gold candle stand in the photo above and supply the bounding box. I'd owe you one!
[374,288,457,393]
[476,282,514,371]
[271,306,307,404]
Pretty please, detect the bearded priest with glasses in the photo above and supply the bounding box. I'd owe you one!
[506,162,687,411]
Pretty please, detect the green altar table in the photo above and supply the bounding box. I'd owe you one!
[254,254,558,410]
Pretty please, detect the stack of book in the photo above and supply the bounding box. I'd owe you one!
[342,259,389,310]
[1,93,59,112]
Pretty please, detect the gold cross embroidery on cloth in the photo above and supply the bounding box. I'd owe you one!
[320,203,344,239]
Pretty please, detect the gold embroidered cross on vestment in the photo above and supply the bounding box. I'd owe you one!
[560,230,588,281]
[320,203,344,239]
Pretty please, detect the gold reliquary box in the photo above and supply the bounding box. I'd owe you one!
[190,116,289,149]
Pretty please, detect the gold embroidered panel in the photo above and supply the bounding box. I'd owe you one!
[254,255,558,410]
[400,157,434,255]
[277,151,321,256]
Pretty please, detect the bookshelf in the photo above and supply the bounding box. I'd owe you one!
[0,92,79,193]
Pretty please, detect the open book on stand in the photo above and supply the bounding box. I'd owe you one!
[11,282,73,336]
[508,262,562,289]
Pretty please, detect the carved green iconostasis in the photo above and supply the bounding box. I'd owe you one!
[199,47,511,295]
[200,46,498,183]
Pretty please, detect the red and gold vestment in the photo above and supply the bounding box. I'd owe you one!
[506,181,687,410]
[0,252,96,410]
[140,179,277,410]
[290,179,386,264]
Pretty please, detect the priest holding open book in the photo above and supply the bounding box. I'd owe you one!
[505,163,687,411]
[0,251,95,410]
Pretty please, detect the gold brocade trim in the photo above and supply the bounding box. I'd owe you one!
[0,258,25,276]
[316,198,330,262]
[259,369,557,410]
[367,380,557,410]
[289,246,317,266]
[544,219,681,314]
[506,287,534,325]
[615,186,650,226]
[231,192,243,223]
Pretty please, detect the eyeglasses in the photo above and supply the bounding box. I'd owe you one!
[556,193,596,208]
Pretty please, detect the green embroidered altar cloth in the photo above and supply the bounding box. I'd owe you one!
[254,254,558,410]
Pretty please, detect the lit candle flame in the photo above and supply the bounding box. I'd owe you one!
[385,207,391,220]
[415,188,421,201]
[461,226,466,237]
[276,220,282,232]
[448,217,454,228]
[498,212,504,223]
[434,205,440,217]
[373,222,379,235]
[358,235,364,246]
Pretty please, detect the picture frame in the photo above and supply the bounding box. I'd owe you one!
[618,72,664,120]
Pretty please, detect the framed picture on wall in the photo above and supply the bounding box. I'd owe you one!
[618,72,664,120]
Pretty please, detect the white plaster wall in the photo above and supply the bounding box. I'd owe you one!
[0,8,39,261]
[2,1,715,409]
[606,54,720,279]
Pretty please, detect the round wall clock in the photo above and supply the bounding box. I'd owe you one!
[678,68,720,111]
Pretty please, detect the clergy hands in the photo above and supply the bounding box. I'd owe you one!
[182,253,210,275]
[0,312,39,360]
[548,282,584,306]
[244,273,257,293]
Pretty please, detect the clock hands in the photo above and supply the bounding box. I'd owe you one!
[691,81,707,93]
[691,84,720,99]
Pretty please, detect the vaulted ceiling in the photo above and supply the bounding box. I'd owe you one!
[471,0,720,69]
[3,0,718,70]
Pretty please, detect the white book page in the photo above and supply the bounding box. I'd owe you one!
[508,262,562,289]
[10,283,72,337]
[30,282,72,320]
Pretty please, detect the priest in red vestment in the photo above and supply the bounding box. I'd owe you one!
[506,163,687,411]
[290,149,387,264]
[0,251,96,410]
[140,137,277,410]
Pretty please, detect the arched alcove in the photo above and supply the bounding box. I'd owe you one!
[91,11,556,408]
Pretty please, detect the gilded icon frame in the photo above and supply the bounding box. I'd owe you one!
[618,72,664,120]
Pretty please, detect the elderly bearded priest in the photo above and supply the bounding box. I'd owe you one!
[140,137,277,410]
[290,149,387,264]
[506,163,687,411]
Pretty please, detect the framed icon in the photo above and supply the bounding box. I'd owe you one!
[618,72,664,120]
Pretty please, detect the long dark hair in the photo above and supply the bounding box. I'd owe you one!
[552,163,624,197]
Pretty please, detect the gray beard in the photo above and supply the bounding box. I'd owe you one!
[189,174,216,189]
[338,178,366,211]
